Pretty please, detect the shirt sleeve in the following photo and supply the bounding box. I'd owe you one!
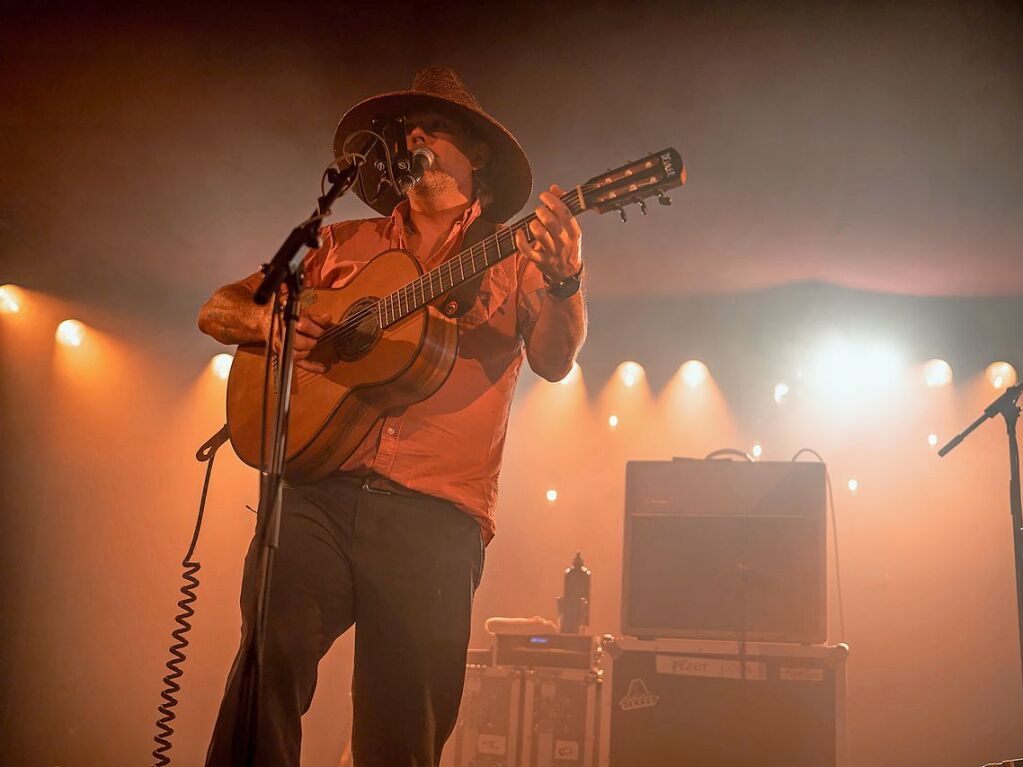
[300,225,337,290]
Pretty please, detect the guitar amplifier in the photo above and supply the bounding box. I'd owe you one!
[442,666,522,767]
[623,458,827,642]
[598,636,849,767]
[521,668,601,767]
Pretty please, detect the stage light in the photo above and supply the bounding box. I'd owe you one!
[211,353,233,380]
[773,382,790,404]
[0,284,22,314]
[680,360,708,388]
[560,361,581,385]
[618,361,644,388]
[751,443,762,459]
[806,336,902,398]
[546,489,558,503]
[608,414,619,430]
[55,319,85,347]
[922,359,953,387]
[928,433,938,447]
[847,479,859,494]
[985,361,1018,389]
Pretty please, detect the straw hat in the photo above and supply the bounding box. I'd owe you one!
[333,67,532,223]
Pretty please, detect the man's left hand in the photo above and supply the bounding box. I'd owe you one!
[514,184,583,283]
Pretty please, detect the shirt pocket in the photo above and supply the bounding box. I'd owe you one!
[459,260,516,330]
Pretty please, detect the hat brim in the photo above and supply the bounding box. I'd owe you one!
[333,90,532,224]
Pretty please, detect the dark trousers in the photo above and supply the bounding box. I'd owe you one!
[205,473,485,767]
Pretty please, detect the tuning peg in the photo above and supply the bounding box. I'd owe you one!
[638,199,647,215]
[657,193,672,206]
[616,207,628,223]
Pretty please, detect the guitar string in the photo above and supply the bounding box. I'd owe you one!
[281,177,643,385]
[299,185,590,349]
[319,185,587,341]
[280,175,651,385]
[278,190,585,384]
[292,153,671,359]
[280,205,574,386]
[279,221,531,385]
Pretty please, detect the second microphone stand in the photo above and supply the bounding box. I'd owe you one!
[939,381,1023,694]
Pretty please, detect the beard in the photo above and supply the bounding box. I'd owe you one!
[408,167,457,200]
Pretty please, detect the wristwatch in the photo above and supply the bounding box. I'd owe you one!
[544,264,584,299]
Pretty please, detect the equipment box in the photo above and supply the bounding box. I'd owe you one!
[521,668,600,767]
[598,636,848,767]
[442,666,522,767]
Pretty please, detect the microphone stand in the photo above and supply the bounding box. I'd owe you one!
[234,161,361,766]
[939,382,1023,693]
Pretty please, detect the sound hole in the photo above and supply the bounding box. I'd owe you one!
[335,297,381,362]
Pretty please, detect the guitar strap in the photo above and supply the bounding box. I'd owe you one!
[437,216,500,319]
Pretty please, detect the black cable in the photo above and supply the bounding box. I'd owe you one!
[259,291,281,475]
[792,447,847,642]
[151,424,229,767]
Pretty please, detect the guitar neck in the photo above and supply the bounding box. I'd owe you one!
[377,187,588,327]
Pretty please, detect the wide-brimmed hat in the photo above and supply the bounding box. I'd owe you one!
[333,67,532,224]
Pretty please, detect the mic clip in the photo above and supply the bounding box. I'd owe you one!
[397,147,435,196]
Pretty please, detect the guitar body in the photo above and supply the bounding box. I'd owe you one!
[226,248,458,484]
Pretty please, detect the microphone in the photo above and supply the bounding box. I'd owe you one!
[396,147,435,195]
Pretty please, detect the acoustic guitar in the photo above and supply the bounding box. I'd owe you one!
[226,148,685,482]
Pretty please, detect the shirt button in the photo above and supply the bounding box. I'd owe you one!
[386,427,396,436]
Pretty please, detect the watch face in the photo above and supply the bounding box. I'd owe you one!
[548,273,581,298]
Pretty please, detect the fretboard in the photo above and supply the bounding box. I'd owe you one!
[376,186,587,327]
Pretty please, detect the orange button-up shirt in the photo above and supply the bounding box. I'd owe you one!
[302,200,555,542]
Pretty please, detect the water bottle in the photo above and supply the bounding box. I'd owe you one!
[558,552,591,633]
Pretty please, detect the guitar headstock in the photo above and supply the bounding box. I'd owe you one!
[581,148,685,219]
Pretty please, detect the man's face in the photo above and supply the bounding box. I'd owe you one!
[404,108,487,203]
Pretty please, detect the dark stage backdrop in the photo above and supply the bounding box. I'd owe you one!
[2,2,1023,766]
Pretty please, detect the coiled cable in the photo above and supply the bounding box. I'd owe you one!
[151,424,229,766]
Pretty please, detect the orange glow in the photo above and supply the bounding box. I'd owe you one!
[596,361,653,448]
[680,359,708,388]
[559,361,582,386]
[55,319,85,347]
[211,353,233,380]
[0,284,23,314]
[51,323,145,397]
[654,357,739,458]
[922,358,953,387]
[985,361,1018,389]
[617,361,645,388]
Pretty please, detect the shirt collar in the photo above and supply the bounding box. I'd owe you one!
[388,198,483,252]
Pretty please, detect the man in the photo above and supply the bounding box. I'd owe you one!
[197,67,586,766]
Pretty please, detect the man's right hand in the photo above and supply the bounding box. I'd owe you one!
[199,275,334,374]
[266,310,333,373]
